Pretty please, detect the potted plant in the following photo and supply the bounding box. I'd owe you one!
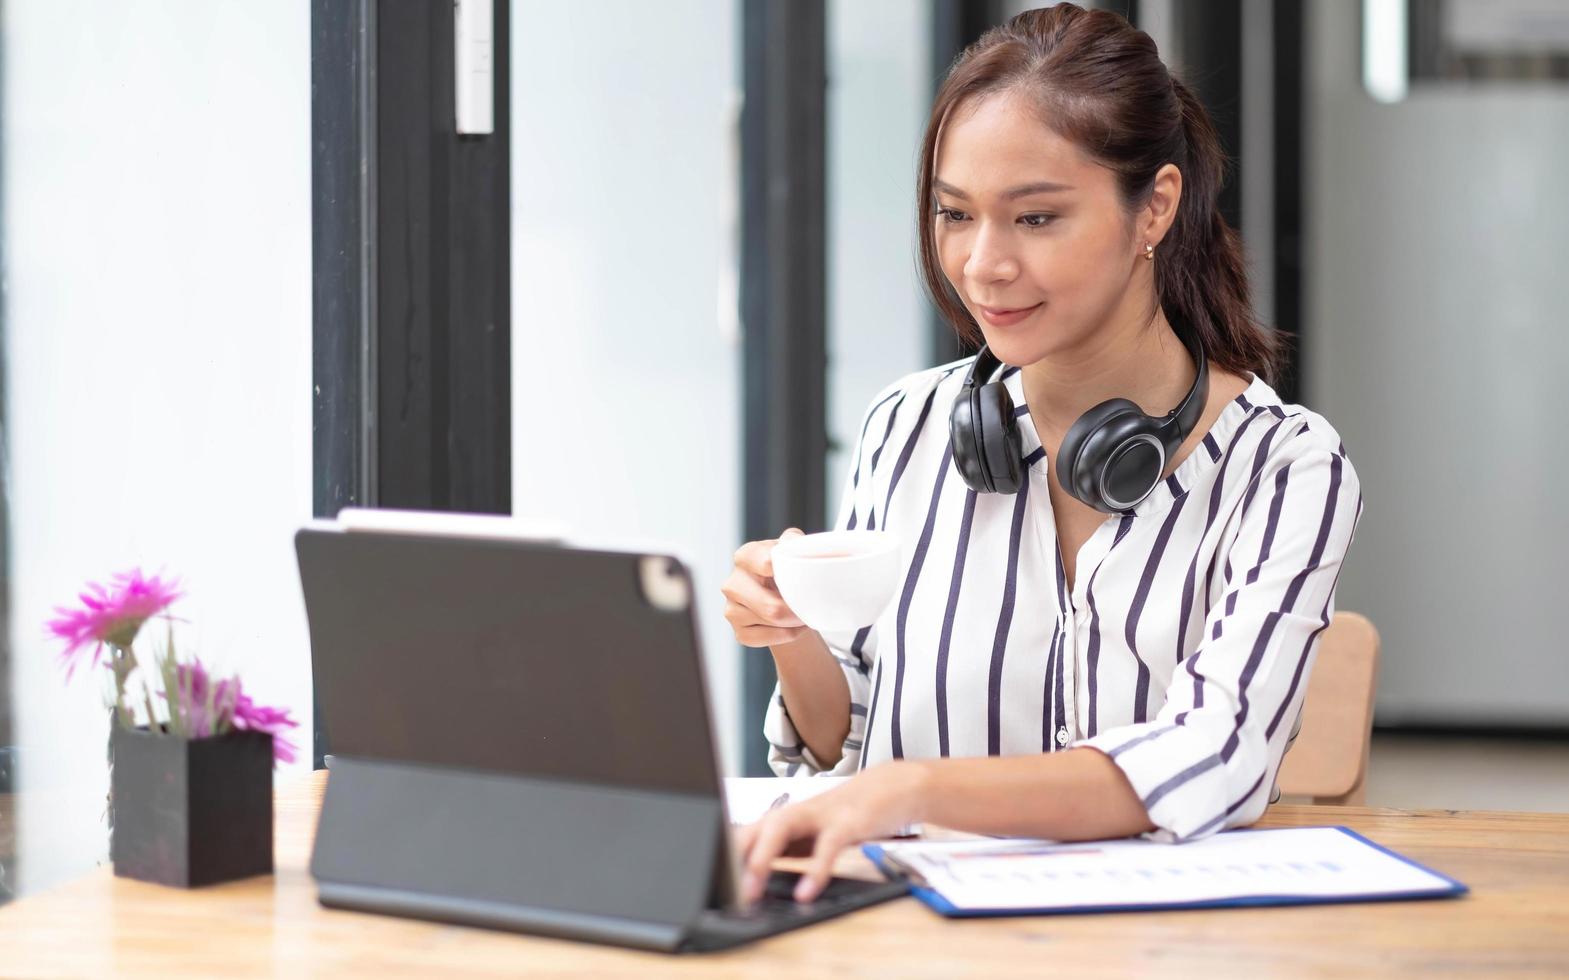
[46,569,298,887]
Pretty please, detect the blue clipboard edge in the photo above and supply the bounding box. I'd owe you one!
[862,825,1469,919]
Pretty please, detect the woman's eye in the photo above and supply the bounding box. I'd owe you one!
[936,207,969,224]
[1020,213,1058,228]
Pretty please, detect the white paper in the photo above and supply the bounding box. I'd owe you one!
[723,776,919,836]
[873,827,1457,910]
[723,776,852,825]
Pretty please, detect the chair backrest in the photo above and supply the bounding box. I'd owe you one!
[1276,611,1381,805]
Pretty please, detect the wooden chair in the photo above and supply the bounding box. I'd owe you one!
[1275,612,1381,806]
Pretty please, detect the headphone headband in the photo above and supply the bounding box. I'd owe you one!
[961,344,1005,392]
[1156,323,1209,450]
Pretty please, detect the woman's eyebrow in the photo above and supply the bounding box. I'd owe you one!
[933,178,1075,200]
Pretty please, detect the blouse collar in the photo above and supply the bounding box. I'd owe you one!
[996,366,1283,518]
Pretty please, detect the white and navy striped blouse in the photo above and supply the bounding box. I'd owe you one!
[763,355,1364,843]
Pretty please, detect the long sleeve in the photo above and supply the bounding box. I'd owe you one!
[762,628,874,776]
[1081,440,1364,841]
[762,383,905,776]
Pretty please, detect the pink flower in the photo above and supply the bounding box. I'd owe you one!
[231,689,301,765]
[173,661,299,765]
[46,569,181,678]
[172,660,238,739]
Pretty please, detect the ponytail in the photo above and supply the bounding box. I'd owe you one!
[1162,77,1284,383]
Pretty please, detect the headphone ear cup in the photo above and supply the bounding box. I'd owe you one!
[949,387,994,492]
[1057,398,1145,511]
[976,383,1024,494]
[949,380,1024,494]
[1095,413,1166,510]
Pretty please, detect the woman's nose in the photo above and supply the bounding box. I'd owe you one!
[963,221,1019,285]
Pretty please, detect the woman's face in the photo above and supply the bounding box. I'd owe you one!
[932,90,1146,366]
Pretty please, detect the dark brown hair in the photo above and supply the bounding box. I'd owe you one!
[917,3,1284,382]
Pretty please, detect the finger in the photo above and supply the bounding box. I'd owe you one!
[734,820,758,858]
[724,575,804,628]
[761,528,804,578]
[724,602,807,648]
[795,827,848,903]
[722,598,774,629]
[734,539,776,578]
[737,625,809,648]
[743,811,803,905]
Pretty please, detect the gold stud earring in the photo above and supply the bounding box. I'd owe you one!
[1144,242,1155,261]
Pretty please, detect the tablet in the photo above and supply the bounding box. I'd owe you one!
[296,521,906,952]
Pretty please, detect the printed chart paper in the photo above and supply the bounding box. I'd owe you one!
[865,827,1465,915]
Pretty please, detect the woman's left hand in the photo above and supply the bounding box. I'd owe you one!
[735,760,932,904]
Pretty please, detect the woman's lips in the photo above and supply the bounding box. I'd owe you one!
[977,303,1042,327]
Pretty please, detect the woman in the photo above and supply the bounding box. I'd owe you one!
[723,4,1362,905]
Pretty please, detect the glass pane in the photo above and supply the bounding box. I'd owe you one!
[509,1,744,770]
[1,1,313,900]
[825,0,935,514]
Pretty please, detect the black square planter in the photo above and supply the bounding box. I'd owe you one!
[109,726,274,887]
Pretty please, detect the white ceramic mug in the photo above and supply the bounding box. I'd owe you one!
[770,530,902,633]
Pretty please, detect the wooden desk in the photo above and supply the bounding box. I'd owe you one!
[1,771,1566,978]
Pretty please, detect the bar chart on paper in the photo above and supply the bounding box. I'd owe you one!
[864,827,1466,917]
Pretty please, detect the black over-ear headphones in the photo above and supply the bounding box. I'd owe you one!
[948,324,1209,512]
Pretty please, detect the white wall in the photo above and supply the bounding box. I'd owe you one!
[825,0,933,507]
[3,1,312,894]
[509,1,744,771]
[1305,3,1569,722]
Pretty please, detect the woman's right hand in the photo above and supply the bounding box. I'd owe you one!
[722,528,809,648]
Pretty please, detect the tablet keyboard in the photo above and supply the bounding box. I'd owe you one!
[684,871,910,951]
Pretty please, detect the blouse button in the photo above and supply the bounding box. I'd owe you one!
[1055,728,1070,747]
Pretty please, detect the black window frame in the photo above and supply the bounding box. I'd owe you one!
[311,0,512,767]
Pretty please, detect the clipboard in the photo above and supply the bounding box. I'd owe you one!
[863,826,1468,918]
